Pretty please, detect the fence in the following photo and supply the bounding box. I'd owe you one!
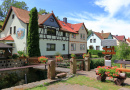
[0,58,26,69]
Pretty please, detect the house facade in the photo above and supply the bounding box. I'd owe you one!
[126,38,130,46]
[58,18,88,55]
[0,6,70,57]
[113,35,126,45]
[87,30,113,50]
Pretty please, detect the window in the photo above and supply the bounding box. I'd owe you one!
[47,27,56,36]
[47,43,55,51]
[96,46,100,50]
[90,39,92,43]
[72,34,76,38]
[71,43,76,51]
[39,28,42,34]
[10,27,12,34]
[83,34,85,40]
[12,14,14,19]
[80,44,82,50]
[63,32,66,37]
[63,44,65,50]
[80,44,85,50]
[14,26,16,34]
[94,39,96,43]
[82,44,85,50]
[80,34,82,39]
[82,26,84,30]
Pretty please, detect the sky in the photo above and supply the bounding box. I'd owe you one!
[0,0,130,38]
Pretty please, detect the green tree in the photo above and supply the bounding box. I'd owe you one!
[87,30,92,37]
[115,42,130,60]
[0,0,28,18]
[38,8,49,15]
[27,7,41,57]
[0,6,3,20]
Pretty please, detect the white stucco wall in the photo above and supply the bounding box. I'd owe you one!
[87,33,103,50]
[39,39,68,56]
[0,10,27,54]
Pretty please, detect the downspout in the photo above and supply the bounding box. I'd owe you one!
[26,23,28,54]
[68,33,70,58]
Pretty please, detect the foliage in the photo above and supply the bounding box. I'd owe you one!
[115,42,130,60]
[12,53,19,59]
[87,30,92,38]
[38,56,48,63]
[18,50,25,56]
[90,59,104,69]
[96,66,120,78]
[27,7,41,57]
[91,55,99,58]
[38,8,49,15]
[0,7,3,20]
[0,73,20,89]
[55,55,63,60]
[0,0,28,19]
[55,52,61,56]
[82,53,90,58]
[88,49,104,57]
[71,53,76,58]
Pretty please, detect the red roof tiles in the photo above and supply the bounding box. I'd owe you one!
[113,35,125,41]
[0,35,14,41]
[93,32,111,39]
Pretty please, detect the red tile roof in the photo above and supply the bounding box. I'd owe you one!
[93,32,111,39]
[0,35,14,41]
[126,37,130,43]
[58,20,87,33]
[113,35,125,41]
[2,6,62,30]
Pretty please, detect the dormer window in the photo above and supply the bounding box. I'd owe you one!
[12,14,14,19]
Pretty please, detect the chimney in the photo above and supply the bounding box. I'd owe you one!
[63,17,67,24]
[101,30,103,36]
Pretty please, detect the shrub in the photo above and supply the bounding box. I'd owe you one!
[90,59,104,69]
[71,54,76,58]
[12,53,19,59]
[55,52,62,56]
[88,50,104,57]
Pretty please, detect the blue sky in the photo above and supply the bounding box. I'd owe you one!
[0,0,130,38]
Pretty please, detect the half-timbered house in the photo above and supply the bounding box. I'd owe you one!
[0,6,70,57]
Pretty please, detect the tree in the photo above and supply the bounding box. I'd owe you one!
[38,8,49,15]
[0,6,3,20]
[87,30,92,37]
[115,42,130,60]
[0,0,28,18]
[27,7,41,57]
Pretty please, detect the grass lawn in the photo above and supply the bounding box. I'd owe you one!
[27,75,130,90]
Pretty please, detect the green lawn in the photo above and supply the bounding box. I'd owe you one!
[27,75,130,90]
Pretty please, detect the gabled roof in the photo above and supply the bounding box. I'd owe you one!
[2,6,62,30]
[126,38,130,43]
[58,20,88,33]
[113,35,125,41]
[0,35,14,41]
[93,31,111,39]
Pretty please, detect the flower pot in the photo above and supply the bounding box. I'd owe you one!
[42,60,47,63]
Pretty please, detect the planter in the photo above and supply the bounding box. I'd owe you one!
[42,60,47,63]
[19,57,26,59]
[56,59,62,62]
[97,74,106,81]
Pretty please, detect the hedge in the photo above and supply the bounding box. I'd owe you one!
[90,59,104,69]
[88,50,105,57]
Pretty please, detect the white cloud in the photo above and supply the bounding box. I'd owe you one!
[95,0,130,17]
[65,0,130,38]
[67,12,130,38]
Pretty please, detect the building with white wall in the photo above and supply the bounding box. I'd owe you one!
[87,30,113,50]
[0,6,71,57]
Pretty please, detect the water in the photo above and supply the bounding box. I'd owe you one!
[0,68,47,89]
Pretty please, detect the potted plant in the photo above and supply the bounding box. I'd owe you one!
[55,55,63,62]
[38,56,48,63]
[71,53,76,58]
[12,53,19,59]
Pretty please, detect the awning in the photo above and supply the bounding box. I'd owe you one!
[0,43,14,48]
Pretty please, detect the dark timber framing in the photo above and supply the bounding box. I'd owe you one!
[39,25,69,41]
